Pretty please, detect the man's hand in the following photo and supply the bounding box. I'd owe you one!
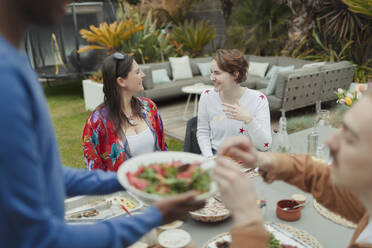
[213,156,263,226]
[217,136,275,173]
[154,191,205,224]
[217,136,258,169]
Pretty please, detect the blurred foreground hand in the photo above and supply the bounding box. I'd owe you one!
[154,191,205,224]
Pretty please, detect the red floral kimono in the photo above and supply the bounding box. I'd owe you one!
[83,97,167,172]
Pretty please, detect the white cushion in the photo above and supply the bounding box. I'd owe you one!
[197,62,211,77]
[248,62,269,78]
[152,69,171,84]
[169,56,193,80]
[303,62,326,68]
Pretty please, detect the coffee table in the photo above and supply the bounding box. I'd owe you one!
[181,83,214,121]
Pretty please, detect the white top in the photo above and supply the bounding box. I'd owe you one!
[126,127,155,157]
[197,88,272,157]
[356,218,372,244]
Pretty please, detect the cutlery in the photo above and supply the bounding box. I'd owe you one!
[67,200,112,216]
[281,202,306,211]
[270,222,312,248]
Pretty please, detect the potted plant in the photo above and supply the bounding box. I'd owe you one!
[82,71,104,111]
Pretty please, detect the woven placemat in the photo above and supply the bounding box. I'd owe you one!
[276,222,322,248]
[313,200,357,229]
[201,222,322,248]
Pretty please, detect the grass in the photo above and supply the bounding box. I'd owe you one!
[44,80,184,169]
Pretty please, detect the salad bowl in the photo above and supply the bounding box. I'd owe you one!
[117,151,218,204]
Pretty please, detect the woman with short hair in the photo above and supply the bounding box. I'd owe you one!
[197,49,272,157]
[83,53,167,172]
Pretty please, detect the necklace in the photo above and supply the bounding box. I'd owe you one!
[128,118,135,125]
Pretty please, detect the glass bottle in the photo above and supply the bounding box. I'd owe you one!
[274,110,291,153]
[313,110,331,161]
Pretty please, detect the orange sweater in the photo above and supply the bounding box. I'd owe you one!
[231,154,371,248]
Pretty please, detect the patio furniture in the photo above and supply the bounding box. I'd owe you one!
[135,55,355,114]
[135,57,213,102]
[181,83,213,120]
[184,116,201,154]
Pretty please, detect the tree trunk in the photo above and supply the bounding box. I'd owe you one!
[283,1,316,55]
[219,0,233,22]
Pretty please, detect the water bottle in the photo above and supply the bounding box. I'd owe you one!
[274,110,291,153]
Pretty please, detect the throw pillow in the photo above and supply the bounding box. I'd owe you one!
[152,69,171,84]
[197,62,211,77]
[302,62,326,68]
[169,56,193,80]
[248,62,269,78]
[266,65,295,95]
[265,65,295,80]
[264,65,278,80]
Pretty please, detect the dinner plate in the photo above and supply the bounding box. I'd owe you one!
[202,223,313,248]
[117,151,218,204]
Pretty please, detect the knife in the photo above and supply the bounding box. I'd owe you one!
[270,222,313,248]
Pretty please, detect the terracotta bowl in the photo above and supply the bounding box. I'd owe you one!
[276,199,302,221]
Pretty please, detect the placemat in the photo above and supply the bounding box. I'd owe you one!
[313,200,357,229]
[201,222,322,248]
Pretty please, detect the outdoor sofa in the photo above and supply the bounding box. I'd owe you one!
[136,55,355,113]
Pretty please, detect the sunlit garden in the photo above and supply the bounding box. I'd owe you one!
[24,0,372,247]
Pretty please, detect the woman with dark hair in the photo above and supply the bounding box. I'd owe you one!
[83,53,167,172]
[197,49,271,157]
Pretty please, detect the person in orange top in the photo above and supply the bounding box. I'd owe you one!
[213,90,372,248]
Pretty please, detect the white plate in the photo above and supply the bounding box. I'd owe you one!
[158,229,191,248]
[204,224,311,248]
[117,151,218,204]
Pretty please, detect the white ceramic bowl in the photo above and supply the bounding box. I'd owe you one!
[117,151,218,204]
[158,229,191,248]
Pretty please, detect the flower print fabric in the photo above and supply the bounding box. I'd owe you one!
[83,97,167,172]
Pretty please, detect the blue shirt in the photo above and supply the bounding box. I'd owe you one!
[0,36,162,247]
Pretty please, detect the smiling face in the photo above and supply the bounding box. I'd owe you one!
[210,59,238,92]
[326,96,372,195]
[119,60,145,94]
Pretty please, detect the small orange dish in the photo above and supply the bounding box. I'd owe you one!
[276,199,302,221]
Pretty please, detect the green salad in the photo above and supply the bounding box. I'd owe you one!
[126,160,211,195]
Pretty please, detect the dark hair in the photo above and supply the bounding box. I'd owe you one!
[102,53,143,133]
[213,49,248,83]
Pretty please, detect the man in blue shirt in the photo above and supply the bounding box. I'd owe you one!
[0,0,204,247]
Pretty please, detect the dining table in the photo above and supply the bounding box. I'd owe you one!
[180,126,355,248]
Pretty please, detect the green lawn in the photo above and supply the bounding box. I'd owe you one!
[44,81,184,169]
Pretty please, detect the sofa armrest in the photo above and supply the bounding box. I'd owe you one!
[139,65,154,90]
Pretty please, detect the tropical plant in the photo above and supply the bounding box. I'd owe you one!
[171,19,216,57]
[77,20,143,54]
[229,0,291,55]
[120,7,173,63]
[354,62,372,83]
[148,0,198,25]
[305,29,354,62]
[298,19,353,62]
[286,36,315,59]
[277,0,320,53]
[315,0,370,43]
[342,0,372,17]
